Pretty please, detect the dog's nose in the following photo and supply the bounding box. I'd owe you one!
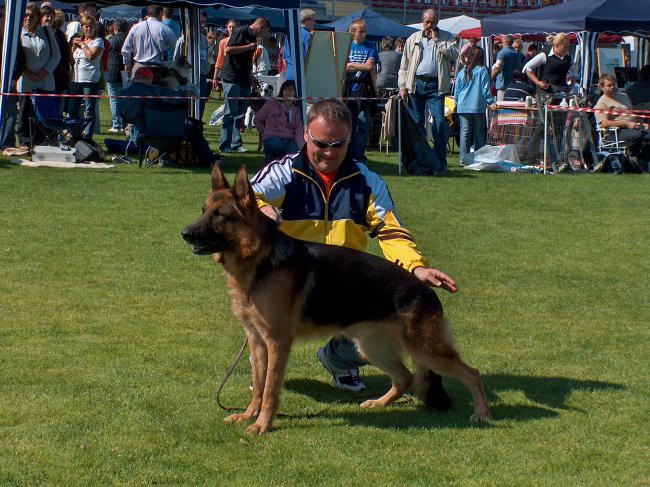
[181,226,194,243]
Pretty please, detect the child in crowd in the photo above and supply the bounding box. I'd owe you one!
[454,46,496,165]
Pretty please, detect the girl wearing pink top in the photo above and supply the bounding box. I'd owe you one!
[254,80,304,162]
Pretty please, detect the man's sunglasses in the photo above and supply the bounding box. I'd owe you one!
[307,127,349,149]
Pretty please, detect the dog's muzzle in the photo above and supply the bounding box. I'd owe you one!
[181,224,226,255]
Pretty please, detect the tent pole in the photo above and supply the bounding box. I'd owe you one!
[398,97,402,176]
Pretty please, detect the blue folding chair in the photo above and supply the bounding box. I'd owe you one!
[29,92,92,151]
[138,100,194,168]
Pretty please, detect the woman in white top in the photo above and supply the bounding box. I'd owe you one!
[69,15,104,138]
[15,2,61,149]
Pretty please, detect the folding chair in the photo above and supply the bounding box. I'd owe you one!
[444,96,459,155]
[29,92,91,152]
[595,116,627,155]
[138,100,193,168]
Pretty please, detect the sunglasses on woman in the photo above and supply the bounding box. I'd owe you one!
[307,127,349,149]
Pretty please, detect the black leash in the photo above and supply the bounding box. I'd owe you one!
[215,338,413,418]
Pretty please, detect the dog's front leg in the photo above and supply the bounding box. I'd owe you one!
[244,336,292,435]
[224,331,267,424]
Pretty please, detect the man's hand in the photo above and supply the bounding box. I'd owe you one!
[260,205,282,224]
[399,88,408,101]
[413,267,458,293]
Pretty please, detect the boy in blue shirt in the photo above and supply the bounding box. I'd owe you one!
[344,19,379,163]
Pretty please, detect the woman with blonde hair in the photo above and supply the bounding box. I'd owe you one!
[523,32,573,94]
[69,15,104,138]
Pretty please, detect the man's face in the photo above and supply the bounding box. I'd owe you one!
[200,16,207,33]
[23,10,38,31]
[602,79,617,97]
[252,22,269,38]
[422,13,437,33]
[513,39,522,51]
[303,18,316,31]
[304,117,350,174]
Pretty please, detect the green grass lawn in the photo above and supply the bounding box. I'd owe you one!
[0,99,648,485]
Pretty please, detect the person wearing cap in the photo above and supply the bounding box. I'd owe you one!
[118,67,223,167]
[121,4,177,75]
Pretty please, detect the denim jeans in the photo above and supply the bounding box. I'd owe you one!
[1,94,18,148]
[68,81,100,138]
[220,82,250,151]
[347,100,370,161]
[106,82,123,129]
[458,113,487,165]
[262,136,298,162]
[407,78,447,172]
[321,336,369,371]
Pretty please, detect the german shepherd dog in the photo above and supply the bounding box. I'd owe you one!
[181,165,489,434]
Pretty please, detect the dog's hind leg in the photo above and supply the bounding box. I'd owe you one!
[407,345,489,422]
[353,328,413,409]
[244,335,292,435]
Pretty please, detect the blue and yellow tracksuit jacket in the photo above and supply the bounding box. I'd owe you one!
[251,149,428,273]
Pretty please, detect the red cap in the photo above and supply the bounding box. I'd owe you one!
[133,67,154,80]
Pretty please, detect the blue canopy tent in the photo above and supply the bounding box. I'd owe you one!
[1,0,303,131]
[99,5,144,21]
[317,8,417,42]
[204,6,287,32]
[480,0,650,93]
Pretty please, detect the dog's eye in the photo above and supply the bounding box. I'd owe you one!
[212,213,225,224]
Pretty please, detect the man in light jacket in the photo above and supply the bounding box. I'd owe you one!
[398,9,459,172]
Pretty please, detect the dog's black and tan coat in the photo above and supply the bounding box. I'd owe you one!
[182,165,489,434]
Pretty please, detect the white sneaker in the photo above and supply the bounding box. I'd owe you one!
[108,127,121,133]
[235,146,247,153]
[317,347,366,392]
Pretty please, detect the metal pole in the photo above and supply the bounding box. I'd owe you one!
[403,0,406,25]
[543,104,548,174]
[398,97,402,176]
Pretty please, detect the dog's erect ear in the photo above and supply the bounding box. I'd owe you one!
[232,165,255,209]
[211,163,230,192]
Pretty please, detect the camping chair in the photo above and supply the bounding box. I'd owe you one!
[378,89,399,154]
[444,96,459,155]
[29,92,91,152]
[138,100,193,168]
[595,116,627,155]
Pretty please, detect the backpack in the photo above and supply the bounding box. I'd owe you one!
[73,138,105,163]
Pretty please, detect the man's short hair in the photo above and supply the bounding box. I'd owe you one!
[598,73,617,88]
[422,9,436,20]
[502,35,513,46]
[147,5,164,18]
[307,99,352,131]
[163,8,174,18]
[300,9,316,23]
[53,9,65,29]
[114,19,129,34]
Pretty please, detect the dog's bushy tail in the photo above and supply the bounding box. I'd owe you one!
[413,366,453,411]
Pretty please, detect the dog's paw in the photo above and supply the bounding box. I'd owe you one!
[469,411,490,423]
[224,413,253,424]
[360,399,383,409]
[244,422,271,435]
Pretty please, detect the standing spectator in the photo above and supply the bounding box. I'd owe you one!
[454,47,496,165]
[491,35,523,101]
[122,5,178,76]
[65,3,104,42]
[395,37,405,54]
[459,37,477,66]
[524,43,538,64]
[0,5,20,149]
[69,16,104,138]
[218,17,270,153]
[284,9,315,82]
[106,19,128,133]
[161,7,181,62]
[253,37,271,76]
[254,80,303,162]
[523,33,573,95]
[398,9,459,173]
[512,37,525,66]
[173,11,211,120]
[40,4,69,100]
[212,19,239,92]
[377,36,401,92]
[16,3,61,150]
[206,31,217,84]
[264,35,280,74]
[344,19,378,163]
